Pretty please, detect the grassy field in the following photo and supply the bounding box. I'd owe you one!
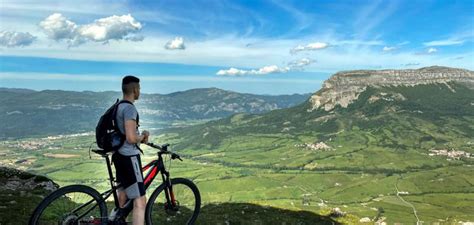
[1,130,473,224]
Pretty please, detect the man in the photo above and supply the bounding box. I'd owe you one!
[113,75,149,225]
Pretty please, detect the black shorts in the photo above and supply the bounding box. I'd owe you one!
[112,153,145,199]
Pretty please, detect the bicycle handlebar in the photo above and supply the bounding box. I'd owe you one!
[145,142,182,161]
[145,142,168,151]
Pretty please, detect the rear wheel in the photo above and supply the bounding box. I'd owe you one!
[29,185,108,225]
[146,178,201,225]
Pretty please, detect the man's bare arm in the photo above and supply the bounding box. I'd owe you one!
[124,120,144,144]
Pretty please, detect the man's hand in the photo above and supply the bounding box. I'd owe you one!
[141,130,150,143]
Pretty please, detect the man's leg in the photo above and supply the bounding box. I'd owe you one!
[117,188,127,208]
[132,195,147,225]
[113,153,130,209]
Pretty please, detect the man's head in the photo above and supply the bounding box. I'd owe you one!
[122,75,140,100]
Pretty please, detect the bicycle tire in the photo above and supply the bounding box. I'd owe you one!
[146,178,201,225]
[29,184,108,225]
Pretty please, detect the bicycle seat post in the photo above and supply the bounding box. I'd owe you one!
[104,154,120,207]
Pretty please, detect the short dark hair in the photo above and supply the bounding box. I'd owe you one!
[122,75,140,85]
[122,75,140,94]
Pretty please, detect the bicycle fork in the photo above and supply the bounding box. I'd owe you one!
[162,171,178,212]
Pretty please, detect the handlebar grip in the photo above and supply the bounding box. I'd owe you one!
[145,142,161,150]
[146,142,170,151]
[171,153,183,161]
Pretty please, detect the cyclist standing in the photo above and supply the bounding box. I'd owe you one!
[113,75,149,225]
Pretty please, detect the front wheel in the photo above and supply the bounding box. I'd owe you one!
[146,178,201,225]
[29,185,108,225]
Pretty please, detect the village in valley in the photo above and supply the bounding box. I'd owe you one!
[428,149,471,160]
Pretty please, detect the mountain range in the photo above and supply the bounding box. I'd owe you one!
[168,66,474,154]
[0,88,310,139]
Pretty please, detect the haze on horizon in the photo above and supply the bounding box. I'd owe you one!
[0,0,473,94]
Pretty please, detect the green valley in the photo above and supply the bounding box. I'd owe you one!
[1,67,473,224]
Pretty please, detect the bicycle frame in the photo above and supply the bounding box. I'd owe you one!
[81,150,177,222]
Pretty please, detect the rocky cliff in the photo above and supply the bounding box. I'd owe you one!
[309,66,474,111]
[0,167,59,224]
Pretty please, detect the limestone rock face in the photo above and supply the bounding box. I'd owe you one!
[309,66,474,111]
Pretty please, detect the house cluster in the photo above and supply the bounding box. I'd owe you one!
[428,149,471,160]
[3,140,50,151]
[44,132,93,140]
[295,142,332,151]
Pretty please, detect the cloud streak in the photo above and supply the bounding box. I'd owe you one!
[290,42,328,53]
[288,58,315,69]
[423,39,465,46]
[217,57,316,76]
[216,65,290,76]
[0,72,324,85]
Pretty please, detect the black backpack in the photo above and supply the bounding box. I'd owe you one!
[95,99,137,152]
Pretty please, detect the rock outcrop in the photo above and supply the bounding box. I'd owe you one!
[0,166,58,192]
[309,66,474,111]
[0,167,59,225]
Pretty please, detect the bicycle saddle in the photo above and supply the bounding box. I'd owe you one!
[91,149,112,156]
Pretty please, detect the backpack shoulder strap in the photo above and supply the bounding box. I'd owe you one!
[111,99,129,130]
[116,100,139,126]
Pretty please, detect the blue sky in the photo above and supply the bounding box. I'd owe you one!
[0,0,473,94]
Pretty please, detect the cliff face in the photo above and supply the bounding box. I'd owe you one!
[309,66,474,111]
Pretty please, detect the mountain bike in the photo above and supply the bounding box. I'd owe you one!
[29,143,201,225]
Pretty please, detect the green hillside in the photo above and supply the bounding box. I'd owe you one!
[168,82,473,154]
[156,82,474,224]
[0,88,310,139]
[0,167,342,225]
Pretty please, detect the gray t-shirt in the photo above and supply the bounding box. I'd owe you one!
[116,102,140,156]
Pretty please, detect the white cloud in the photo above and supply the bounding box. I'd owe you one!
[424,39,465,46]
[164,37,185,50]
[258,65,290,74]
[427,47,437,54]
[334,40,383,46]
[216,68,247,76]
[216,65,290,76]
[2,35,473,72]
[39,13,77,40]
[0,31,36,47]
[291,42,328,53]
[414,47,439,55]
[39,13,143,46]
[78,14,142,42]
[288,58,315,68]
[382,46,396,52]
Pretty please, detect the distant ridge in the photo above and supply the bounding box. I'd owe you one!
[309,66,474,111]
[0,87,37,94]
